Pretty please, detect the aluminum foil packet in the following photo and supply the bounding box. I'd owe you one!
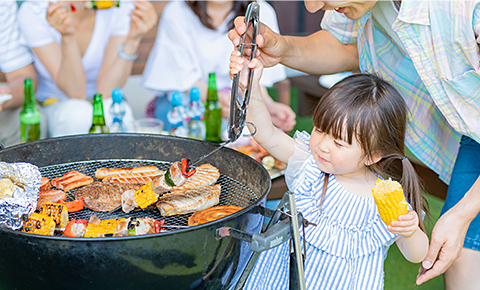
[0,162,40,230]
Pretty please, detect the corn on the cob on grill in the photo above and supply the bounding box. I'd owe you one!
[372,178,408,226]
[133,181,158,209]
[84,223,115,238]
[38,202,69,230]
[21,212,56,236]
[98,218,126,232]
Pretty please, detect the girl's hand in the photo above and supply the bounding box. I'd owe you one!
[388,210,420,237]
[47,2,75,35]
[128,0,158,41]
[229,51,264,91]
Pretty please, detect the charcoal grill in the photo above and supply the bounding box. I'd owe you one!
[0,133,271,289]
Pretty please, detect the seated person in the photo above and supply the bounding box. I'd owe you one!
[0,0,47,146]
[142,0,296,133]
[17,0,158,137]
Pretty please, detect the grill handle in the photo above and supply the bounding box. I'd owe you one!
[215,215,301,252]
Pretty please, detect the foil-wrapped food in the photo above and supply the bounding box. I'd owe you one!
[0,162,41,230]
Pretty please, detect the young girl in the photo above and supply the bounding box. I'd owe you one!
[229,54,429,289]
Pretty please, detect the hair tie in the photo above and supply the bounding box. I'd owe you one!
[401,156,407,161]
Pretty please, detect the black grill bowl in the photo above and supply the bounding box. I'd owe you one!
[0,134,271,290]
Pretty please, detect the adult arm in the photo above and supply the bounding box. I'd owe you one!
[416,176,480,285]
[0,64,37,111]
[228,17,359,75]
[96,0,157,98]
[28,2,86,99]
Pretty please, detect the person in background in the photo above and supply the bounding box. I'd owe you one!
[142,0,296,133]
[230,53,429,289]
[17,0,158,137]
[228,1,480,287]
[0,0,47,147]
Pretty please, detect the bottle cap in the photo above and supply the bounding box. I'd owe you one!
[171,92,183,107]
[111,88,124,103]
[190,87,201,102]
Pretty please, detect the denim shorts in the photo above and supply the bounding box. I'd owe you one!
[441,136,480,251]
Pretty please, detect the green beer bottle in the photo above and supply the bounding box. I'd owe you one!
[204,73,222,143]
[20,78,41,142]
[89,93,109,134]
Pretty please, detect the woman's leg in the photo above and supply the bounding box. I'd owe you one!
[441,136,480,289]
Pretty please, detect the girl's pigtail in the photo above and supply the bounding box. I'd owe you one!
[400,156,429,232]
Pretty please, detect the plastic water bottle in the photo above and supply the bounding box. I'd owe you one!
[109,88,127,133]
[167,92,188,137]
[187,87,205,140]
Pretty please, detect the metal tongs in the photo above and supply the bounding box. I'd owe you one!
[228,2,260,143]
[188,2,260,167]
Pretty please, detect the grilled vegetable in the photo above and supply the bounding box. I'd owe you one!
[63,198,85,213]
[181,158,196,178]
[84,223,114,238]
[38,202,69,230]
[372,178,408,226]
[133,181,158,209]
[21,212,56,236]
[99,218,126,232]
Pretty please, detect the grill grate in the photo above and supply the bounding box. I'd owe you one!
[39,159,259,234]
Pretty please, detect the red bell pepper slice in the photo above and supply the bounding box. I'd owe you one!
[63,198,85,213]
[181,158,196,178]
[154,219,165,233]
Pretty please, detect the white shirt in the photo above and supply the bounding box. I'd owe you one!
[0,1,33,73]
[17,1,133,102]
[142,0,287,93]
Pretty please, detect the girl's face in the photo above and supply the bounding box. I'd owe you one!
[309,127,370,176]
[304,0,377,20]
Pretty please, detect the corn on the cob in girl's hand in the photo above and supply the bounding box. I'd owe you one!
[21,212,56,236]
[372,178,408,226]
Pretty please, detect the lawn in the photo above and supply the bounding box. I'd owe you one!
[272,86,446,290]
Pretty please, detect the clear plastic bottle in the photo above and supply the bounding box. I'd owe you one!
[109,88,127,133]
[167,92,188,137]
[187,87,205,140]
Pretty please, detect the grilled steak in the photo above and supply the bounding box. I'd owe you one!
[74,182,140,212]
[156,184,221,216]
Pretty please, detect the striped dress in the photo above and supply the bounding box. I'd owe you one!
[245,132,398,290]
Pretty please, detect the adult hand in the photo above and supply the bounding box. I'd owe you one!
[267,102,296,132]
[228,16,287,69]
[128,0,158,41]
[47,2,75,35]
[416,207,469,285]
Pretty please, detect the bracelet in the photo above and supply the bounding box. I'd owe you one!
[117,43,138,61]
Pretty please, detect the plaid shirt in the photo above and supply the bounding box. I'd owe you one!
[322,0,480,183]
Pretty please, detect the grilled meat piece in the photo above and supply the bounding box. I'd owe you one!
[95,166,162,185]
[40,177,51,191]
[156,184,221,216]
[74,182,140,212]
[37,190,67,211]
[188,205,243,226]
[51,171,93,191]
[169,161,187,186]
[152,164,220,194]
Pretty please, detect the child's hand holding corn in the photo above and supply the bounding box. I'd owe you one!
[387,210,420,237]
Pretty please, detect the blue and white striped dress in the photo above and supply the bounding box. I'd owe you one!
[245,132,398,290]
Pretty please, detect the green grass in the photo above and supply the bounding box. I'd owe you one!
[269,86,445,289]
